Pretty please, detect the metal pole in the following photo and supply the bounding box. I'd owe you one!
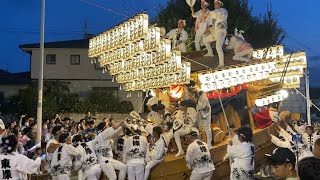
[36,0,45,144]
[305,69,311,124]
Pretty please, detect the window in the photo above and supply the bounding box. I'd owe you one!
[46,54,56,64]
[70,55,80,65]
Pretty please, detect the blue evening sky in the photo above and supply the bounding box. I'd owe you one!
[0,0,319,86]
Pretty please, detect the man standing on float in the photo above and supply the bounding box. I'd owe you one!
[203,0,228,67]
[191,0,212,53]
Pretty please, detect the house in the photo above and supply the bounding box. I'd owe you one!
[0,70,30,100]
[19,38,143,112]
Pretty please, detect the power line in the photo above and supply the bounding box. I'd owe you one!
[79,0,130,18]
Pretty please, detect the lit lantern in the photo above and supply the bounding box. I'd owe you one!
[170,85,184,98]
[255,99,264,107]
[279,90,289,99]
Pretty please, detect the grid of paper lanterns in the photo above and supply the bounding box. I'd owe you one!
[199,62,275,92]
[88,13,191,91]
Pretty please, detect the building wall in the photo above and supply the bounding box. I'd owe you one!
[0,85,28,98]
[30,48,110,80]
[28,48,143,112]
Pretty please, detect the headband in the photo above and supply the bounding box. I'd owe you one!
[214,0,223,6]
[178,19,186,27]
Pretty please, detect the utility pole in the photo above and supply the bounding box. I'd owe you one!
[36,0,45,144]
[306,70,311,125]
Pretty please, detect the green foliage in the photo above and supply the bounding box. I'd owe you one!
[0,81,134,118]
[155,0,286,49]
[116,101,134,113]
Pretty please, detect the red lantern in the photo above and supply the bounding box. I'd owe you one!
[170,85,184,99]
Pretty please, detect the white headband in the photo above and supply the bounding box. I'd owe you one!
[214,0,223,6]
[178,19,186,27]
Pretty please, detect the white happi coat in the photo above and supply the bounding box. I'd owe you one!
[113,136,127,163]
[144,135,167,180]
[73,141,100,179]
[123,135,149,165]
[0,153,41,180]
[123,134,149,180]
[51,143,81,177]
[192,9,212,51]
[175,107,197,129]
[226,36,253,62]
[302,132,320,152]
[94,126,127,180]
[271,127,313,161]
[204,7,228,64]
[166,28,188,52]
[186,139,215,174]
[227,135,254,180]
[196,91,212,146]
[94,127,122,161]
[45,138,59,173]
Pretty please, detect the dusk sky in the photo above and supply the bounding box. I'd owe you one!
[0,0,319,86]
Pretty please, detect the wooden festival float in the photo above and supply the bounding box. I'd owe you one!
[88,13,307,179]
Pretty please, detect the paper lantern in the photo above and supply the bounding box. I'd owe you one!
[279,90,289,99]
[255,99,264,107]
[170,85,184,99]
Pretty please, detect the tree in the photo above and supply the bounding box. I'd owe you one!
[155,0,285,49]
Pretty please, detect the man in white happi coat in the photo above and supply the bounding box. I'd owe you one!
[46,125,64,179]
[203,0,228,66]
[144,126,167,180]
[186,130,215,180]
[225,34,253,62]
[269,124,313,161]
[0,135,42,180]
[72,134,102,180]
[173,100,197,157]
[123,130,149,180]
[294,124,320,152]
[227,126,255,180]
[191,0,212,52]
[94,121,128,180]
[51,133,81,180]
[166,19,188,52]
[189,83,212,148]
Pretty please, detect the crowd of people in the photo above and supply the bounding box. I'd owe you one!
[264,110,320,180]
[0,83,320,180]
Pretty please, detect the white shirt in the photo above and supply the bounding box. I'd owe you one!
[271,127,313,161]
[196,92,211,120]
[175,107,197,128]
[209,8,228,31]
[50,143,81,176]
[123,135,149,165]
[74,141,100,179]
[148,135,167,162]
[166,28,188,52]
[45,138,59,173]
[186,139,215,174]
[0,153,41,180]
[193,10,212,35]
[227,138,254,180]
[94,127,122,162]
